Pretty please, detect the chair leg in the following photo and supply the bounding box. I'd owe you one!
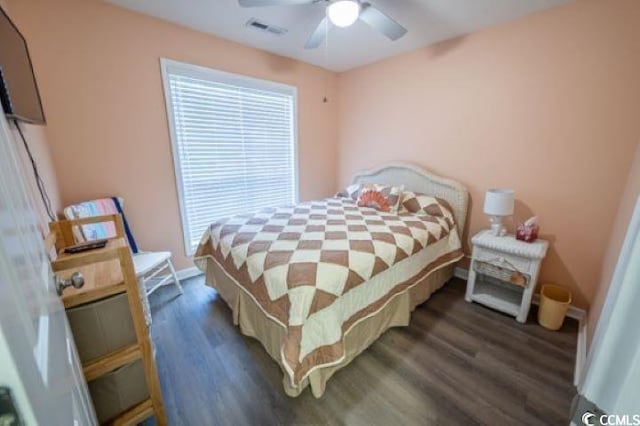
[138,277,153,326]
[167,258,184,295]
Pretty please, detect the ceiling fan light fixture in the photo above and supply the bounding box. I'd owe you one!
[327,0,360,28]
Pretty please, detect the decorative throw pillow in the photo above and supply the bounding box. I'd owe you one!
[400,191,455,221]
[356,183,404,213]
[335,184,361,201]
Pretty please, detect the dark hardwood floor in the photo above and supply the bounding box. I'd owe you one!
[145,276,577,426]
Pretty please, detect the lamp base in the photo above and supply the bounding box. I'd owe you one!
[489,216,507,237]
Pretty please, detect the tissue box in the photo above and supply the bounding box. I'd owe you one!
[516,223,539,243]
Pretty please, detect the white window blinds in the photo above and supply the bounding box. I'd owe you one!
[162,60,298,254]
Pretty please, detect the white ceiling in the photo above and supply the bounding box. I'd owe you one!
[105,0,571,72]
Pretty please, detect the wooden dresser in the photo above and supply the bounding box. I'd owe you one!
[48,215,166,425]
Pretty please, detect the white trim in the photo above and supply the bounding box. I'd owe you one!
[146,266,203,286]
[160,59,191,257]
[579,197,640,411]
[454,266,468,280]
[159,58,299,257]
[176,266,203,281]
[454,266,587,386]
[161,58,298,96]
[574,314,588,387]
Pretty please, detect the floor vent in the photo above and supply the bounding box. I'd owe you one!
[246,18,288,36]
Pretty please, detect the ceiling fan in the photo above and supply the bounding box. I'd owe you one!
[238,0,407,49]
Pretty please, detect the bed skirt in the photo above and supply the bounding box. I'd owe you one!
[200,257,454,398]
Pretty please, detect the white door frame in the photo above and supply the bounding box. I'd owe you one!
[578,196,640,416]
[0,110,96,425]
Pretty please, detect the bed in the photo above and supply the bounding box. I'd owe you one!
[194,163,469,398]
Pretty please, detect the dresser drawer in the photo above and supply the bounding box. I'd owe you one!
[474,248,531,272]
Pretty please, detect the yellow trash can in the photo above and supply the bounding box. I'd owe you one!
[538,284,572,330]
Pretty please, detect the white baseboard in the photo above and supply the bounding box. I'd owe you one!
[573,315,588,387]
[176,266,203,281]
[454,266,468,280]
[453,267,587,386]
[146,266,202,285]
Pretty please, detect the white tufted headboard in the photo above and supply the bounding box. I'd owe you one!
[351,162,469,237]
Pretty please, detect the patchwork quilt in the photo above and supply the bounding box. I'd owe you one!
[194,197,463,386]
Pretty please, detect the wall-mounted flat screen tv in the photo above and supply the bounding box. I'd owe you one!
[0,6,45,124]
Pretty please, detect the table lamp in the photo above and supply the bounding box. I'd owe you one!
[484,189,514,236]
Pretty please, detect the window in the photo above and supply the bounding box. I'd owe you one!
[161,59,298,255]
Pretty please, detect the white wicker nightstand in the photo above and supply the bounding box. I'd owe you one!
[465,230,549,323]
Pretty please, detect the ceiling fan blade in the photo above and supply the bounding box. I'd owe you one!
[359,2,407,41]
[238,0,313,7]
[304,17,329,49]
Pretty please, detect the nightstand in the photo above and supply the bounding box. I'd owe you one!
[465,230,549,323]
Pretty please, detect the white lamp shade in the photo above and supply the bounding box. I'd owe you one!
[327,0,360,28]
[484,189,515,216]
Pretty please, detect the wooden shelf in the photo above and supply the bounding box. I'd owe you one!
[53,239,127,309]
[54,238,125,268]
[83,344,142,382]
[470,277,523,317]
[49,215,167,425]
[111,399,154,426]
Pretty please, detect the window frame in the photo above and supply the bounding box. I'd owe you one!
[160,58,300,256]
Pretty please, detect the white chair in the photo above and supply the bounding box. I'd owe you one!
[63,198,184,299]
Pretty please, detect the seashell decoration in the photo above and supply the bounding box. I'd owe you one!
[357,190,391,212]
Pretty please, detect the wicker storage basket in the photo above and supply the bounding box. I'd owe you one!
[473,260,530,288]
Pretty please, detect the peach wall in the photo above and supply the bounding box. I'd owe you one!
[7,0,639,314]
[587,141,640,344]
[8,0,338,269]
[337,0,640,309]
[2,1,61,235]
[11,123,62,234]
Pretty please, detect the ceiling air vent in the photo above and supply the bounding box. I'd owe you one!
[246,18,288,36]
